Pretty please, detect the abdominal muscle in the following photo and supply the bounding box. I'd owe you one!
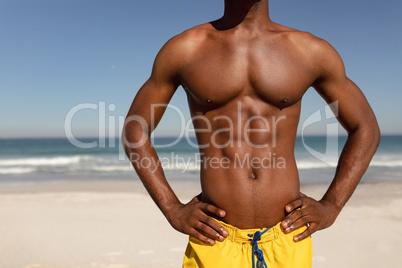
[199,146,300,229]
[192,100,302,229]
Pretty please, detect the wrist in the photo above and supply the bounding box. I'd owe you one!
[163,200,183,223]
[319,198,342,216]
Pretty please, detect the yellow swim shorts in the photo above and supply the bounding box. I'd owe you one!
[183,219,312,268]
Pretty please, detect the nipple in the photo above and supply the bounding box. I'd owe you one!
[279,98,289,111]
[206,98,212,104]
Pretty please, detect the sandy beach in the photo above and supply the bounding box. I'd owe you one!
[0,180,401,268]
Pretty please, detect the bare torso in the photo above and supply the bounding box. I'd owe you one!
[124,2,380,244]
[177,22,318,228]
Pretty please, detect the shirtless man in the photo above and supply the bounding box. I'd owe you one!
[122,0,380,267]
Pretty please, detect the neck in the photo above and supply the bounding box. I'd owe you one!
[216,0,271,30]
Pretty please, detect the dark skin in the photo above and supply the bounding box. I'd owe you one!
[123,0,380,245]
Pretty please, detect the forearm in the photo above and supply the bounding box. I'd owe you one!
[282,124,380,241]
[123,129,181,218]
[321,124,380,211]
[122,128,229,244]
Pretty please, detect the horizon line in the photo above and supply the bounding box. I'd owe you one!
[0,134,400,140]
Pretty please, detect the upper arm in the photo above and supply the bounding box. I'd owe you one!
[311,38,378,134]
[124,35,186,136]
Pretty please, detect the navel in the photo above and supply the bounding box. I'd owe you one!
[249,171,257,180]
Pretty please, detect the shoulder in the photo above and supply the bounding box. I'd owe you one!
[267,24,346,86]
[283,32,346,88]
[277,27,336,56]
[278,28,345,78]
[156,24,213,62]
[289,31,343,69]
[150,24,214,81]
[270,23,340,58]
[301,33,345,82]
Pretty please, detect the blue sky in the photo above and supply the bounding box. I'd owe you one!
[1,0,401,138]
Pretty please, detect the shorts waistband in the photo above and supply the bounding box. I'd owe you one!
[215,219,285,243]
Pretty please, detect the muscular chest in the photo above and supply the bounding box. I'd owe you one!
[180,38,317,110]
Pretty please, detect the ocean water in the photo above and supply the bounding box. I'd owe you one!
[0,135,401,186]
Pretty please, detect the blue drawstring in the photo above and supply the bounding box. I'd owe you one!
[248,228,270,268]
